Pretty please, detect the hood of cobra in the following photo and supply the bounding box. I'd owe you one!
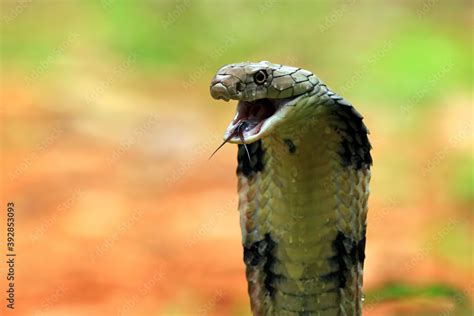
[210,61,320,144]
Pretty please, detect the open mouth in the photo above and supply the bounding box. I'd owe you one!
[209,94,304,159]
[210,97,289,160]
[228,99,277,139]
[224,97,297,143]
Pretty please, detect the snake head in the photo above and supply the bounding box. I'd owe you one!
[210,61,319,144]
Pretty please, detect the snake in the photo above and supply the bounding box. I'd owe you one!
[209,61,372,316]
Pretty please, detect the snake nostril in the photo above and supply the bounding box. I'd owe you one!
[236,82,245,91]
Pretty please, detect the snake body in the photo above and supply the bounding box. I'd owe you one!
[210,61,372,315]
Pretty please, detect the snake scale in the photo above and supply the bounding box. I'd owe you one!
[210,61,372,316]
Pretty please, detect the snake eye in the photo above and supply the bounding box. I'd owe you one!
[253,70,267,85]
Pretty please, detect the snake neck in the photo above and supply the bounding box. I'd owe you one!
[237,91,371,315]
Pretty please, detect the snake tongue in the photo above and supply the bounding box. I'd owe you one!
[209,120,252,160]
[224,99,277,142]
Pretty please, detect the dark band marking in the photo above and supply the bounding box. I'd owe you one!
[237,140,265,177]
[243,233,276,297]
[320,230,366,288]
[283,139,296,154]
[330,96,372,170]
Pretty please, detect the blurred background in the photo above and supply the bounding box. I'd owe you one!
[0,1,472,315]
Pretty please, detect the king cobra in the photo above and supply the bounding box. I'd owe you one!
[210,61,372,315]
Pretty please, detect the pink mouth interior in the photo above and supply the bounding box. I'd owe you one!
[230,99,277,138]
